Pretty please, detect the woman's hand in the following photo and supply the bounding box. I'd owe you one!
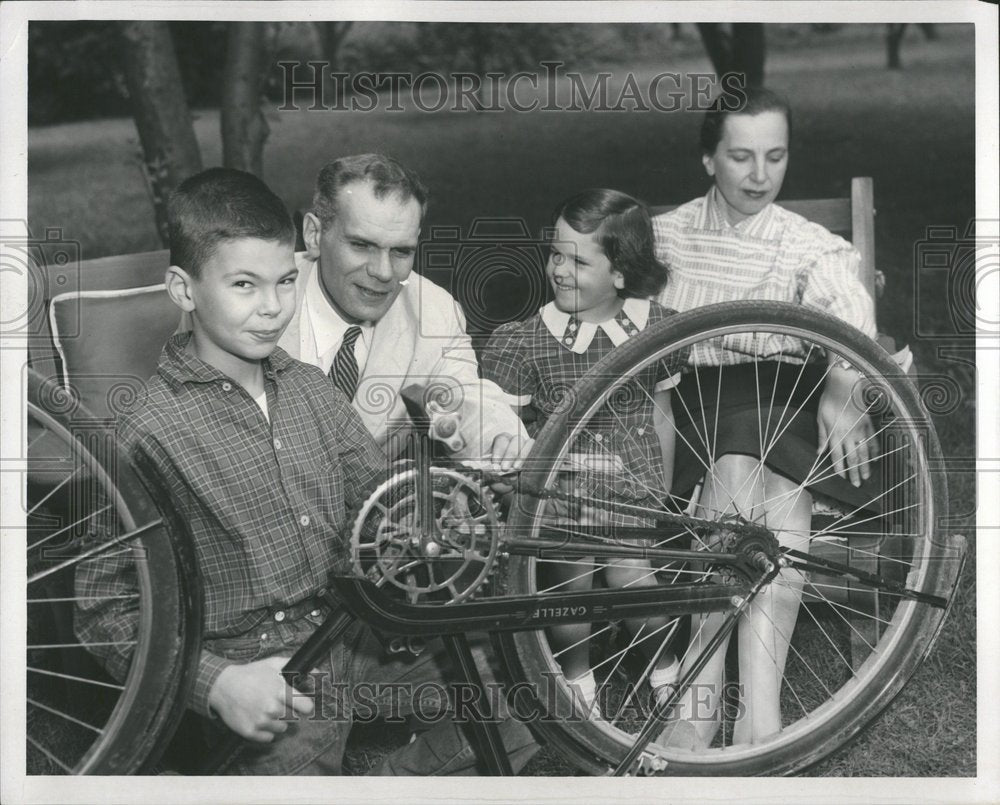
[817,365,879,488]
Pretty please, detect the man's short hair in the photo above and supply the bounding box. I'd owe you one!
[311,153,429,229]
[168,168,296,277]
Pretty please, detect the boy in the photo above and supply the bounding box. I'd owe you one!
[75,168,536,775]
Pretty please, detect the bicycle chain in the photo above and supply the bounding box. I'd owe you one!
[468,465,775,544]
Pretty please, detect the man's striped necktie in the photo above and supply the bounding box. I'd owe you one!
[329,326,363,401]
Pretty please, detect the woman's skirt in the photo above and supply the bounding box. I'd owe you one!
[670,361,887,515]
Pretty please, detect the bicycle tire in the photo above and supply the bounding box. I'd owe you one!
[497,301,964,776]
[26,369,201,774]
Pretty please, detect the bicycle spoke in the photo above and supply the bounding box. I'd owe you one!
[27,465,83,517]
[28,519,162,585]
[28,666,126,692]
[28,593,140,604]
[28,640,138,650]
[28,505,112,554]
[26,734,75,774]
[27,697,103,734]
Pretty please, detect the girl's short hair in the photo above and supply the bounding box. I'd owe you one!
[700,86,793,156]
[553,188,669,299]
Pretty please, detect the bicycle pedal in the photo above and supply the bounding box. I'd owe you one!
[632,753,668,775]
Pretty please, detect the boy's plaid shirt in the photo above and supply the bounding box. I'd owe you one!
[75,333,385,716]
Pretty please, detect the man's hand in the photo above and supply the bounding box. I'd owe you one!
[489,432,533,472]
[208,656,315,742]
[541,475,610,526]
[487,434,534,496]
[817,366,879,488]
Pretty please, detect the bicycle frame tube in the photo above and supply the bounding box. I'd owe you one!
[504,534,743,565]
[325,576,747,636]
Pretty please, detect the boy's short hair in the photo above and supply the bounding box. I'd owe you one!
[168,168,296,277]
[311,153,428,230]
[553,188,669,299]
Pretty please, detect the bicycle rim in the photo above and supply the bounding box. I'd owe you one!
[498,301,963,776]
[26,372,200,774]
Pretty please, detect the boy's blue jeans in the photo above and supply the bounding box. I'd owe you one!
[202,610,539,775]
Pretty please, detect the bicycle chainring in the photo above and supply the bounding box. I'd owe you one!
[349,466,502,603]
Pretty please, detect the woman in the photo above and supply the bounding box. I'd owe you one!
[653,87,880,747]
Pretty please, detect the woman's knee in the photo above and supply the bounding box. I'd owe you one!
[711,453,761,487]
[605,559,656,588]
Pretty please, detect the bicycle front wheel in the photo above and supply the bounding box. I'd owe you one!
[498,301,964,776]
[26,370,201,774]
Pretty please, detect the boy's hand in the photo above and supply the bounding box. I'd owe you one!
[208,656,315,742]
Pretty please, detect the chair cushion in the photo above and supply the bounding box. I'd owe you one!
[49,285,180,420]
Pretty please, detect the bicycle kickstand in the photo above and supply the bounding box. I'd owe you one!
[441,632,514,776]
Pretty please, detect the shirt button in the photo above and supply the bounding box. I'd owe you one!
[299,514,311,527]
[594,433,603,443]
[637,426,645,435]
[221,382,233,392]
[568,323,577,332]
[273,610,286,623]
[260,632,268,641]
[310,609,321,618]
[564,337,574,345]
[273,437,282,450]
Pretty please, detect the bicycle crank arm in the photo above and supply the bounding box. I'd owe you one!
[200,611,356,774]
[327,575,745,636]
[782,547,951,608]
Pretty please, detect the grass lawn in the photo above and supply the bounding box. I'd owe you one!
[26,24,977,777]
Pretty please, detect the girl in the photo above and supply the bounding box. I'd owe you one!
[483,189,685,719]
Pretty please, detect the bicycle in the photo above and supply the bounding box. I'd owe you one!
[24,301,966,775]
[24,370,200,774]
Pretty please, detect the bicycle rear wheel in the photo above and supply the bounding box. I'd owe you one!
[26,370,200,774]
[498,301,964,776]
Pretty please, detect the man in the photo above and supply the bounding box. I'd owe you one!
[279,153,529,466]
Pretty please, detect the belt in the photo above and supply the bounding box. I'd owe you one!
[266,593,331,624]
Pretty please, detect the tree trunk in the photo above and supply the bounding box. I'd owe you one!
[322,21,354,69]
[697,23,733,78]
[731,24,765,88]
[697,23,766,89]
[119,21,203,245]
[886,24,906,69]
[221,22,272,176]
